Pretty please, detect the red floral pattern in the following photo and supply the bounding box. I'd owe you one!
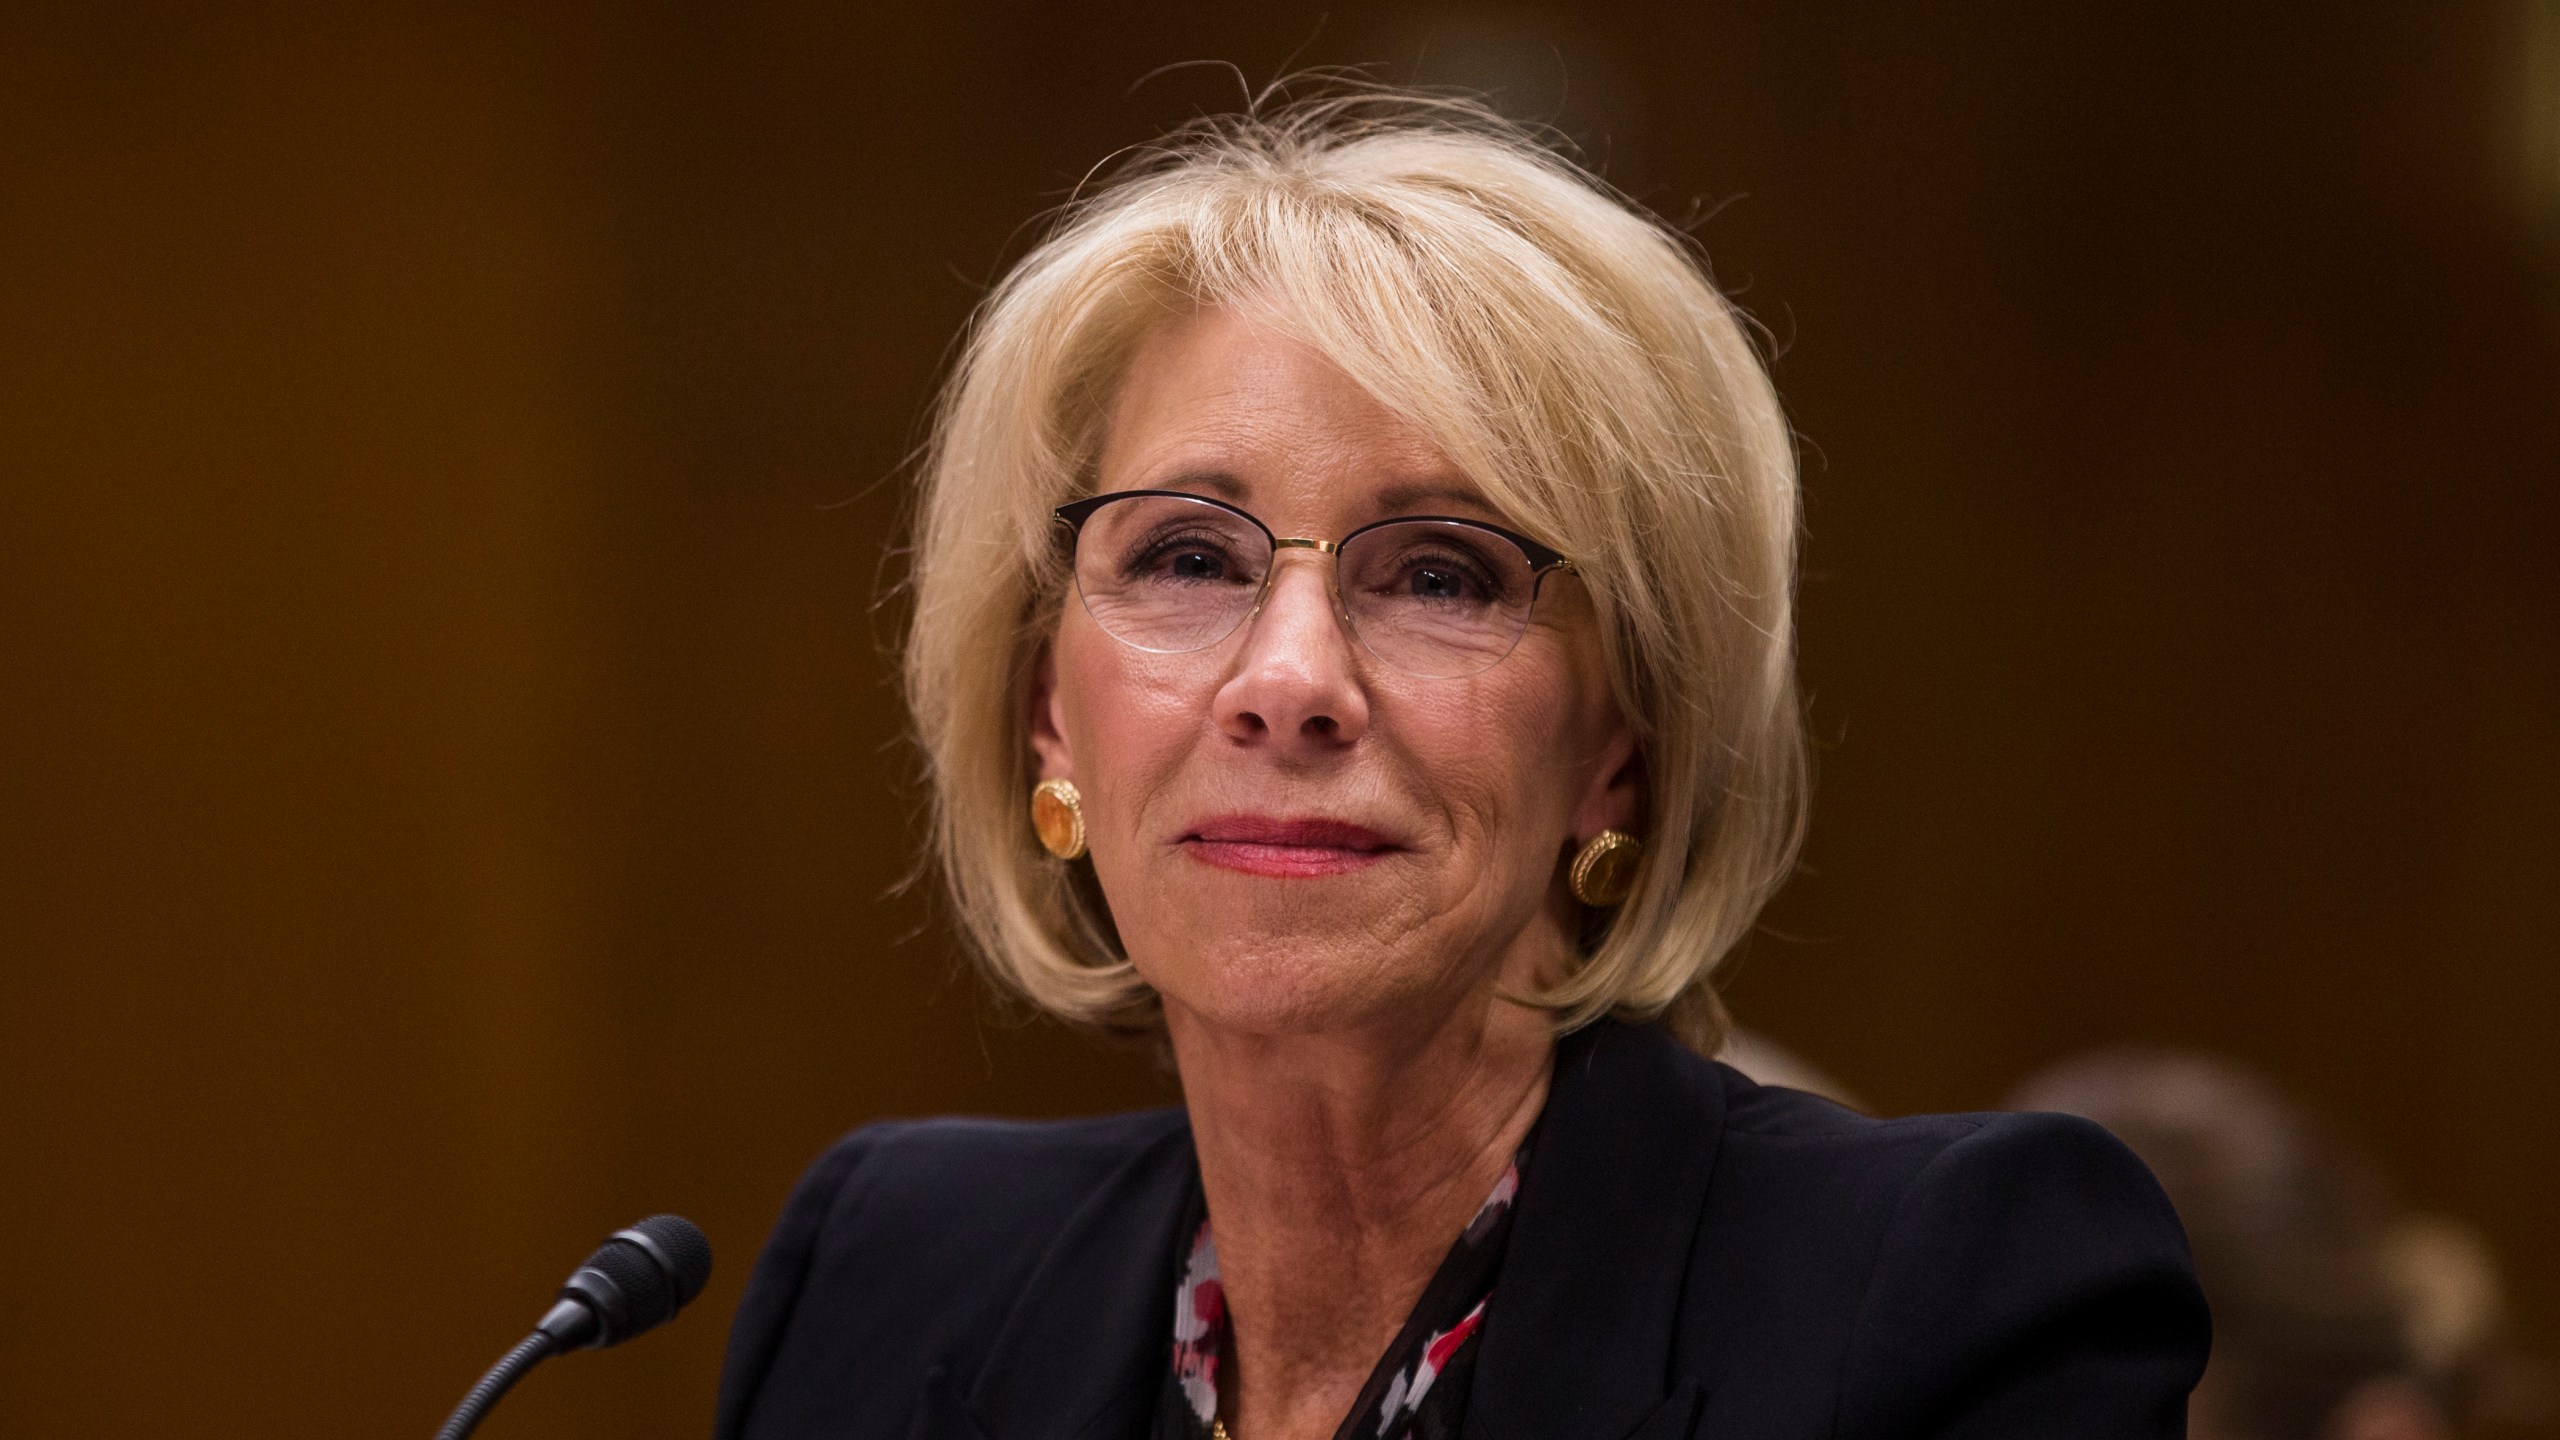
[1155,1146,1529,1440]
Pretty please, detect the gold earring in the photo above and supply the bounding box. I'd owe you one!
[1031,778,1087,860]
[1569,829,1641,907]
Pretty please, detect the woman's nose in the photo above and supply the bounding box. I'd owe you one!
[1211,555,1371,750]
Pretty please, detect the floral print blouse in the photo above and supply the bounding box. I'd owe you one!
[1153,1143,1530,1440]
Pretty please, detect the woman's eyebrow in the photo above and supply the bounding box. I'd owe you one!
[1371,480,1495,517]
[1151,468,1249,501]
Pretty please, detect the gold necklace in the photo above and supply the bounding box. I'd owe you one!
[1211,1423,1232,1440]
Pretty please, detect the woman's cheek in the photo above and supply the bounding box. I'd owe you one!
[1062,637,1196,771]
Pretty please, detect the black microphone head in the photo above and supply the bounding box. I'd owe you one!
[551,1214,713,1349]
[623,1214,713,1307]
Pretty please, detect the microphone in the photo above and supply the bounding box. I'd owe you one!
[435,1215,714,1440]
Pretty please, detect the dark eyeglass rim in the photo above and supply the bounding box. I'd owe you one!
[1051,488,1577,578]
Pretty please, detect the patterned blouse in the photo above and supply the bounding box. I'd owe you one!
[1152,1143,1531,1440]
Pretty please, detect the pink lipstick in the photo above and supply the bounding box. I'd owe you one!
[1181,815,1400,878]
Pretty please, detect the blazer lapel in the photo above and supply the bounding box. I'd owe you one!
[1463,1021,1729,1440]
[954,1117,1200,1440]
[930,1022,1726,1440]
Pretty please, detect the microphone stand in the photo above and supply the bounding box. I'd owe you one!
[432,1216,708,1438]
[435,1331,559,1440]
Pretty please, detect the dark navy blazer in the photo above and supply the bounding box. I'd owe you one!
[715,1020,2208,1440]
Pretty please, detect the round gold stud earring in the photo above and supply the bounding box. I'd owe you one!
[1569,829,1642,907]
[1030,778,1087,861]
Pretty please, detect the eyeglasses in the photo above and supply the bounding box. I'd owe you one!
[1053,489,1577,679]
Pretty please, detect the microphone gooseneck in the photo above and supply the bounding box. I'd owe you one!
[435,1215,713,1440]
[432,1333,556,1440]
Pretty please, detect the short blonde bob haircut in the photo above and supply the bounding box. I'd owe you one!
[903,93,1806,1051]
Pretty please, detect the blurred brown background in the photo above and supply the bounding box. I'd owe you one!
[5,2,2555,1436]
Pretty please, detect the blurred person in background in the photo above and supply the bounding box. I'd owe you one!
[2012,1051,2526,1440]
[715,91,2208,1440]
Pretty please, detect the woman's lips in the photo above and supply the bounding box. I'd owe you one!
[1181,815,1400,878]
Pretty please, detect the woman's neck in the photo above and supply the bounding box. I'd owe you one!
[1165,995,1555,1440]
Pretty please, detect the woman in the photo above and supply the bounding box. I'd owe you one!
[717,96,2208,1440]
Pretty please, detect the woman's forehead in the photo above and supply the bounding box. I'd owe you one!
[1097,309,1500,526]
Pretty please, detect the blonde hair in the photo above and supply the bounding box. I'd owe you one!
[902,93,1806,1048]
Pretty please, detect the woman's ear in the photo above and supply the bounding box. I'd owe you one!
[1026,643,1075,783]
[1571,711,1645,843]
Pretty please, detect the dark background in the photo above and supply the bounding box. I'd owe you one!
[5,3,2555,1436]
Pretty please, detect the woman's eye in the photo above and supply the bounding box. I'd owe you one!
[1382,552,1502,606]
[1408,565,1471,600]
[1166,549,1226,580]
[1126,532,1247,585]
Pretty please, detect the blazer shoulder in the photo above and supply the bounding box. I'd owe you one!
[1833,1108,2210,1439]
[1706,1065,2199,1327]
[1676,1067,2204,1439]
[761,1106,1190,1301]
[1711,1063,2159,1204]
[1688,1066,2043,1301]
[1716,1060,1981,1147]
[715,1108,1187,1440]
[1610,1027,2163,1226]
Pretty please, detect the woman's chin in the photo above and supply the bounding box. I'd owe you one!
[1143,943,1456,1041]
